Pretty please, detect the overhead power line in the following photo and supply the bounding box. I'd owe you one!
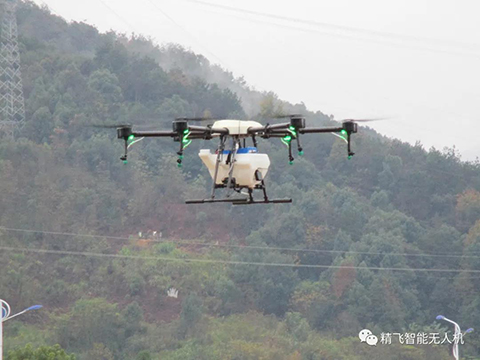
[181,0,480,50]
[143,0,228,67]
[96,0,138,32]
[1,246,479,274]
[172,0,480,58]
[95,0,228,67]
[0,226,477,259]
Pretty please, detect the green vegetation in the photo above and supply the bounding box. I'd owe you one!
[6,344,76,360]
[1,1,480,359]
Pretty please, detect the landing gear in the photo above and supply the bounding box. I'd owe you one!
[185,180,292,205]
[232,182,292,205]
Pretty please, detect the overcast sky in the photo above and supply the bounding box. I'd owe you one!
[33,0,480,161]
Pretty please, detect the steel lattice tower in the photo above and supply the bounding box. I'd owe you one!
[0,0,25,138]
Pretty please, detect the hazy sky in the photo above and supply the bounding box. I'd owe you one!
[33,0,480,161]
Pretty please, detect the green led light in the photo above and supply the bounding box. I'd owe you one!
[123,160,128,164]
[298,150,304,156]
[181,129,192,148]
[348,155,353,160]
[340,130,347,136]
[177,163,182,168]
[127,134,135,141]
[281,135,292,147]
[289,161,294,165]
[289,125,295,131]
[179,155,184,159]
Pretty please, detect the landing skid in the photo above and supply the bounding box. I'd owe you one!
[186,180,292,205]
[233,198,292,205]
[185,198,292,205]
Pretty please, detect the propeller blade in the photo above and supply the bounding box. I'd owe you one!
[175,117,219,122]
[272,113,304,119]
[88,122,168,130]
[129,124,168,130]
[89,124,132,129]
[341,117,390,123]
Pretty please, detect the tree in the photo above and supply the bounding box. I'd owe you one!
[136,351,152,360]
[6,344,76,360]
[23,106,54,143]
[85,343,114,360]
[178,293,203,339]
[456,189,480,232]
[54,298,125,353]
[230,250,299,316]
[258,92,283,119]
[378,155,403,190]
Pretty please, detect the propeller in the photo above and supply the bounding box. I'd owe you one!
[88,122,174,131]
[175,117,219,122]
[88,113,184,129]
[89,124,132,129]
[271,113,304,119]
[89,123,164,129]
[340,117,390,123]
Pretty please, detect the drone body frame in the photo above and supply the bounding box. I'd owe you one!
[114,115,358,205]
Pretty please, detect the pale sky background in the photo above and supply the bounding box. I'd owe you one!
[33,0,480,161]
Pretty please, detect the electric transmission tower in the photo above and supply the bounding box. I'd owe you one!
[0,0,25,138]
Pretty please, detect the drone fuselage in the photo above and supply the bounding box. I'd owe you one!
[198,120,270,189]
[199,147,270,189]
[210,119,263,136]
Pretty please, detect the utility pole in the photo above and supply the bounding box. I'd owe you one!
[436,315,474,360]
[0,0,25,139]
[1,300,42,360]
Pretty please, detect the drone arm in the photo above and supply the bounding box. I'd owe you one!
[247,126,264,134]
[114,121,228,165]
[132,131,177,138]
[300,124,357,158]
[299,127,343,134]
[132,128,227,140]
[132,126,228,139]
[266,122,290,131]
[184,133,213,139]
[188,125,229,135]
[247,122,290,135]
[187,125,211,132]
[261,133,290,138]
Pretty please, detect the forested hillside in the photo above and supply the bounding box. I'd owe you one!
[1,2,480,359]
